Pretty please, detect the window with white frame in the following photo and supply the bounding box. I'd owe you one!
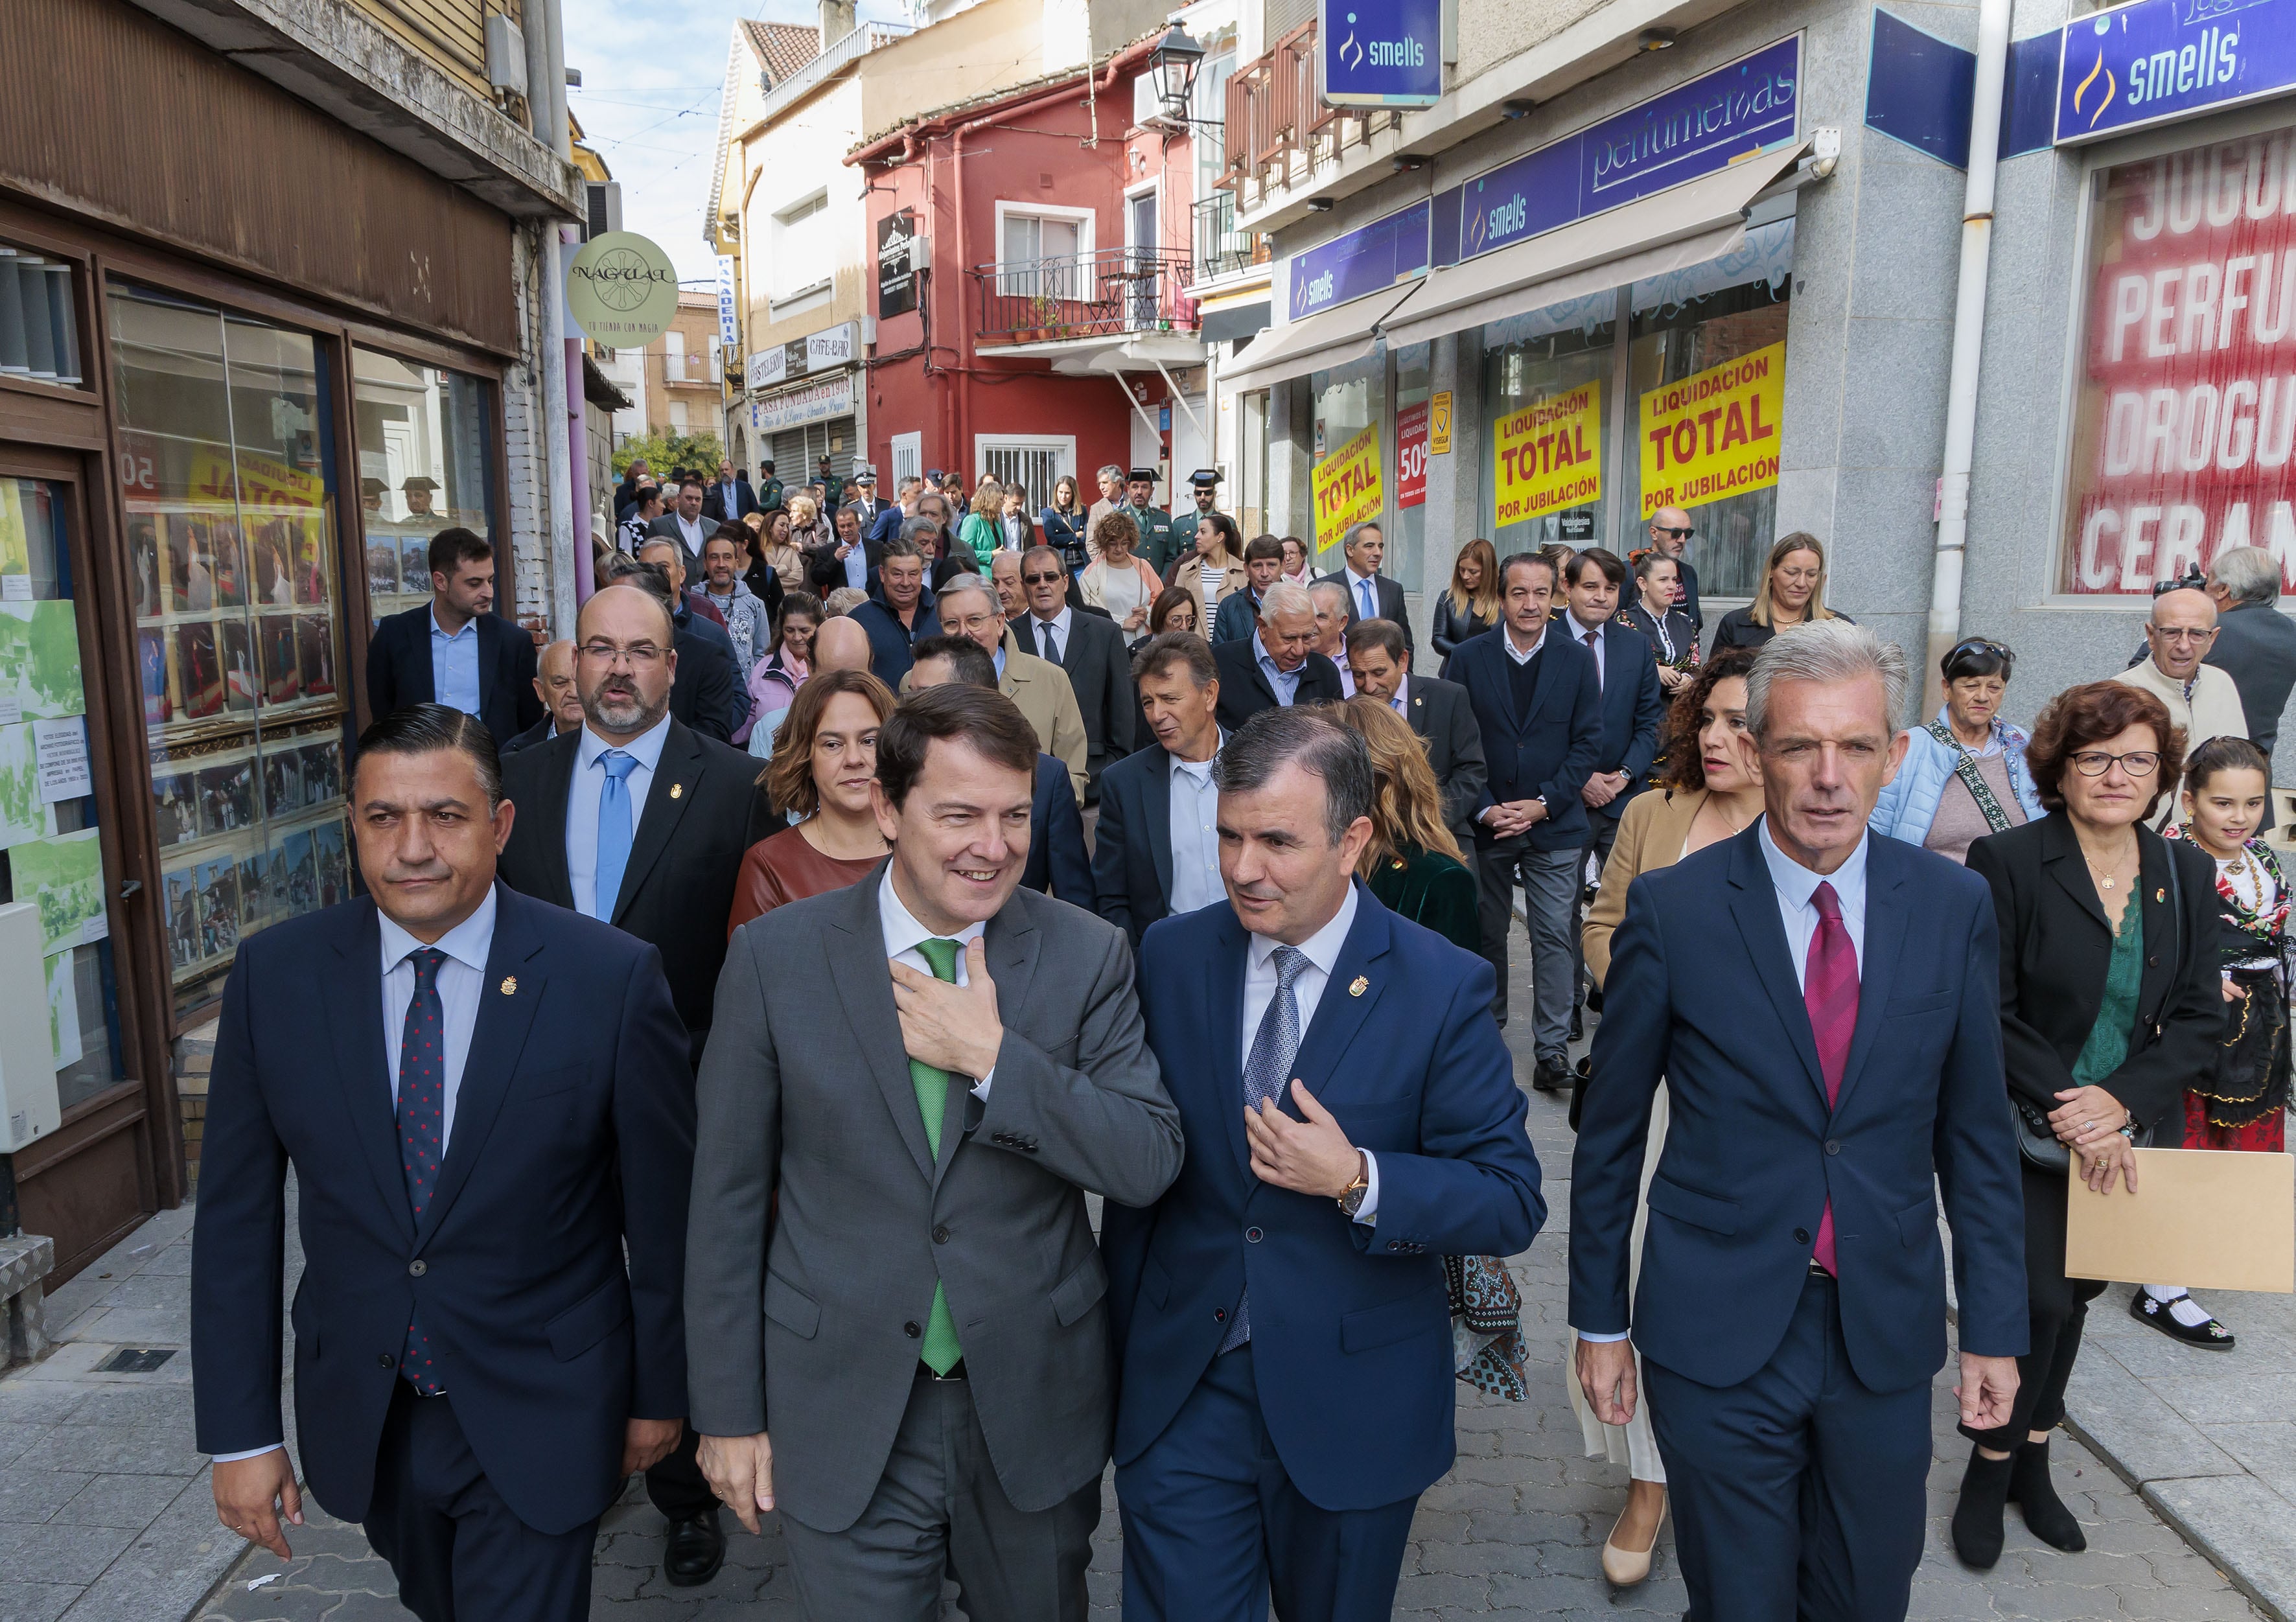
[976,434,1074,512]
[663,331,685,380]
[997,203,1094,301]
[772,191,832,304]
[890,431,923,488]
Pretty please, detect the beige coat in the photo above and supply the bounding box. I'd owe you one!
[1581,788,1713,988]
[2113,658,2248,829]
[1000,629,1089,805]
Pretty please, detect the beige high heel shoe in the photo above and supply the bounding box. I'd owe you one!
[1600,1490,1667,1586]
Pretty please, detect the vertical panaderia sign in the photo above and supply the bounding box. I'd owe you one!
[715,255,739,353]
[2061,126,2296,593]
[1321,0,1443,108]
[878,211,919,319]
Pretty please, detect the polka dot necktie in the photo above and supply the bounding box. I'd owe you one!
[397,947,447,1393]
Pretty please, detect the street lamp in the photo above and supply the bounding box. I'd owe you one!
[1148,25,1208,124]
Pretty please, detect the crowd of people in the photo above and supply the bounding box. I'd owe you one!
[202,472,2295,1622]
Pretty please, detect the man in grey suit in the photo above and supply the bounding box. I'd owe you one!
[2206,545,2296,829]
[686,684,1183,1618]
[1345,618,1487,850]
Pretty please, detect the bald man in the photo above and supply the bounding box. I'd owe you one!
[1644,507,1701,632]
[502,639,581,756]
[811,615,874,674]
[495,583,774,1587]
[2115,585,2249,829]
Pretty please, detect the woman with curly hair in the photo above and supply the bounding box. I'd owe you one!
[783,491,833,557]
[1955,680,2220,1570]
[1570,646,1763,1588]
[1079,509,1164,636]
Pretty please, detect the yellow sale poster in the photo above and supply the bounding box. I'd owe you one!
[188,448,326,513]
[1312,423,1384,556]
[1638,342,1785,518]
[1493,382,1602,526]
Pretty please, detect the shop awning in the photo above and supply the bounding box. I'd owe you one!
[1381,137,1811,351]
[1218,281,1424,391]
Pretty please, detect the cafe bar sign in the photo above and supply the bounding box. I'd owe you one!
[2055,0,2296,145]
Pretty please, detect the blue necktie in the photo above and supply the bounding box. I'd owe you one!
[592,750,639,921]
[397,947,447,1393]
[1223,945,1310,1352]
[1358,577,1376,621]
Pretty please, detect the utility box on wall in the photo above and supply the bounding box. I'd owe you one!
[0,905,61,1153]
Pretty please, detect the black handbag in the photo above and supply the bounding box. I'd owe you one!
[2012,845,2179,1173]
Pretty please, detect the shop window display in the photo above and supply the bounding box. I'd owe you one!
[110,284,351,1017]
[0,478,126,1111]
[1310,352,1387,571]
[353,349,496,625]
[1480,294,1617,553]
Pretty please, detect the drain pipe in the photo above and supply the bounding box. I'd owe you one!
[1922,0,2013,718]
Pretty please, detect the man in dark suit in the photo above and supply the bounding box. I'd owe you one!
[1575,621,2025,1621]
[1212,535,1286,644]
[364,527,543,745]
[648,476,714,571]
[909,634,1091,906]
[1106,706,1546,1622]
[2206,544,2296,828]
[614,555,743,743]
[1643,507,1702,632]
[841,464,885,536]
[1557,546,1667,1025]
[1093,632,1224,946]
[194,705,693,1621]
[1343,619,1485,849]
[851,537,937,689]
[1012,544,1135,792]
[700,459,758,525]
[1446,552,1601,1087]
[496,582,770,1586]
[1212,581,1343,732]
[1320,520,1413,656]
[687,685,1181,1616]
[866,476,923,550]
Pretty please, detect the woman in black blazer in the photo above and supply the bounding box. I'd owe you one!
[1431,537,1500,677]
[1957,680,2220,1572]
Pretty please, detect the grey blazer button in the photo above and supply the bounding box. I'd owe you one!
[903,1321,921,1338]
[1824,1140,1841,1155]
[408,1260,427,1277]
[933,1225,950,1244]
[1246,1226,1264,1243]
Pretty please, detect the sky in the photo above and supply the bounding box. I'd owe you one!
[561,0,910,287]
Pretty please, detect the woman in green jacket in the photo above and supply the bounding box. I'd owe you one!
[1334,696,1478,952]
[958,478,1004,570]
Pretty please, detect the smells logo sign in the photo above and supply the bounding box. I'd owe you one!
[1321,0,1441,107]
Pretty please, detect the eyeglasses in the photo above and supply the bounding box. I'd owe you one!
[576,641,666,669]
[2070,750,2160,778]
[1651,525,1693,539]
[2150,626,2216,644]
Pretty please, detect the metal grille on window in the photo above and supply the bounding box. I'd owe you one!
[0,246,84,386]
[980,446,1062,510]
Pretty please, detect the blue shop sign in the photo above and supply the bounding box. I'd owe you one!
[1446,35,1802,262]
[1288,199,1433,319]
[1321,0,1444,108]
[2055,0,2296,145]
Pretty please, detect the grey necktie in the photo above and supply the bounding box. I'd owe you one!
[1223,944,1310,1352]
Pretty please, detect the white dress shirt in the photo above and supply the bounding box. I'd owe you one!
[674,512,708,559]
[1566,612,1606,690]
[878,868,995,1096]
[565,713,672,918]
[1030,605,1074,666]
[1165,743,1224,916]
[1579,817,1869,1345]
[1240,885,1378,1223]
[213,888,499,1463]
[1501,623,1546,665]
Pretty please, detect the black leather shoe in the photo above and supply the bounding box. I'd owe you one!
[1584,986,1603,1014]
[663,1507,726,1587]
[1569,1006,1584,1043]
[1533,1060,1569,1093]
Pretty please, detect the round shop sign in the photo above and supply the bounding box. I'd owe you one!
[564,231,680,347]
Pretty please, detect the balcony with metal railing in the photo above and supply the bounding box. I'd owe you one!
[1220,19,1401,215]
[972,248,1199,347]
[1191,190,1268,284]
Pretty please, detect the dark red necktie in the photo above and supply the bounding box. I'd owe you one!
[1805,881,1857,1275]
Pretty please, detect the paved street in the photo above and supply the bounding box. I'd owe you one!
[0,951,2281,1621]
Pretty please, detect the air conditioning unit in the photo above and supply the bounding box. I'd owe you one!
[584,181,622,242]
[486,14,529,97]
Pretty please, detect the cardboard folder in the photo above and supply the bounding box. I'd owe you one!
[2063,1148,2294,1293]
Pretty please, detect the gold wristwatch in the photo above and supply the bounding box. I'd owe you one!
[1337,1152,1371,1217]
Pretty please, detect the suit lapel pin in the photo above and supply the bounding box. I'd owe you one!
[2155,887,2166,903]
[1349,976,1369,997]
[669,782,684,800]
[500,976,518,995]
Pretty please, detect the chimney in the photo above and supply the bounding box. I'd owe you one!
[819,0,856,48]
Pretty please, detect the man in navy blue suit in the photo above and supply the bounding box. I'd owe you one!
[1445,551,1603,1089]
[1106,707,1546,1622]
[364,528,544,745]
[1573,623,2026,1621]
[192,705,695,1622]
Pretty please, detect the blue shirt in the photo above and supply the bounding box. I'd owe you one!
[1255,631,1302,706]
[429,606,482,718]
[844,537,868,591]
[1757,815,1869,986]
[1165,740,1225,916]
[564,713,672,917]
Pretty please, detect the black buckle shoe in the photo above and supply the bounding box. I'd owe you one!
[663,1505,726,1587]
[2128,1288,2235,1350]
[1532,1059,1569,1093]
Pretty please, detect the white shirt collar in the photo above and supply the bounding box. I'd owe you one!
[577,711,673,774]
[1757,815,1870,918]
[378,884,498,979]
[1247,883,1358,977]
[1345,564,1376,587]
[1032,604,1073,638]
[1502,621,1546,664]
[1566,612,1605,642]
[877,866,988,957]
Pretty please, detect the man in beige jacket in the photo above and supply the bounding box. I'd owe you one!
[2115,584,2247,829]
[927,572,1089,803]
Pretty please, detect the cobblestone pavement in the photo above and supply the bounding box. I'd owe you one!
[0,949,2278,1621]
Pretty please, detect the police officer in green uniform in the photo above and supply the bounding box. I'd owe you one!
[1120,468,1176,575]
[756,460,785,512]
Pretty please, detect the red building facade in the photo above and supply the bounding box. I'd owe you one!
[852,41,1208,512]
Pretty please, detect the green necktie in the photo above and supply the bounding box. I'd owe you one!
[910,937,964,1375]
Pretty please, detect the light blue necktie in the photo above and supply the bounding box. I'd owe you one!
[1223,944,1310,1353]
[591,750,639,921]
[1358,577,1376,620]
